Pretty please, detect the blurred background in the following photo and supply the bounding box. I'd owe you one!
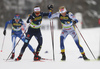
[0,0,100,29]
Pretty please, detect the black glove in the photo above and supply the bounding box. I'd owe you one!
[73,21,76,25]
[47,4,53,10]
[3,30,6,36]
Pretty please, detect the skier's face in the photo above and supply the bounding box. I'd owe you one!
[61,12,66,17]
[15,19,19,23]
[34,11,40,16]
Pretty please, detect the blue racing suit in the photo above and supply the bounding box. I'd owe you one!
[4,19,34,53]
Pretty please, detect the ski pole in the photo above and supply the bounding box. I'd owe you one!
[1,36,6,52]
[6,23,31,61]
[50,19,55,61]
[98,35,100,60]
[75,25,96,59]
[99,37,100,56]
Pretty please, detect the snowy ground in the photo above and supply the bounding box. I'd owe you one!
[0,27,100,69]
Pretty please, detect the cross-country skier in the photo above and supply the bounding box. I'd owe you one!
[3,14,35,59]
[49,6,89,61]
[15,5,53,61]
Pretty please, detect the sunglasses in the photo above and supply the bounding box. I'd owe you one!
[59,9,64,12]
[35,12,40,15]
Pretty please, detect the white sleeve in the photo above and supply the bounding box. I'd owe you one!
[68,12,76,21]
[22,21,26,31]
[51,12,60,18]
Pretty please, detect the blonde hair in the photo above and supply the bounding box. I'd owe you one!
[59,6,66,10]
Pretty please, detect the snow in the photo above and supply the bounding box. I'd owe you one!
[0,27,100,69]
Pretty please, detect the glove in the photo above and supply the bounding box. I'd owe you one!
[3,30,6,36]
[30,17,34,22]
[47,4,53,10]
[73,19,78,25]
[73,21,77,25]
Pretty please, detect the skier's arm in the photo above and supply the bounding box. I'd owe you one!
[3,20,12,35]
[4,20,12,30]
[68,12,78,24]
[43,12,49,16]
[27,14,33,23]
[49,12,60,18]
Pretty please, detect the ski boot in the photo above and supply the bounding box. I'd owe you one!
[10,52,15,59]
[15,54,23,61]
[82,54,89,60]
[34,52,41,61]
[61,52,66,61]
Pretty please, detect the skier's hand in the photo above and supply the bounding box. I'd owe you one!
[30,19,33,22]
[47,4,53,12]
[3,30,6,36]
[73,21,76,25]
[73,19,78,25]
[29,19,33,23]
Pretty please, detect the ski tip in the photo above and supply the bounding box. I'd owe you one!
[45,51,48,53]
[78,56,83,59]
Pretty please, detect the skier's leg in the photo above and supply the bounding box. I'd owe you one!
[70,28,89,60]
[15,33,33,61]
[60,36,65,53]
[11,35,17,59]
[20,33,33,55]
[18,34,35,53]
[35,33,43,54]
[60,29,68,60]
[71,30,84,53]
[12,35,17,53]
[33,31,43,61]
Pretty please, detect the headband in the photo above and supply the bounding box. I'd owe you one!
[34,7,40,12]
[59,8,67,13]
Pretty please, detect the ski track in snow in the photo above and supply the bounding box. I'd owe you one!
[0,27,100,69]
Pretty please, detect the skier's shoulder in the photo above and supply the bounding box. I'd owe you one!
[9,19,15,23]
[66,11,73,15]
[66,11,70,13]
[28,14,31,17]
[12,19,15,21]
[29,12,34,17]
[28,13,35,18]
[19,19,23,23]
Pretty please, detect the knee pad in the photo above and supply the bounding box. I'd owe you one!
[25,39,29,43]
[24,39,29,46]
